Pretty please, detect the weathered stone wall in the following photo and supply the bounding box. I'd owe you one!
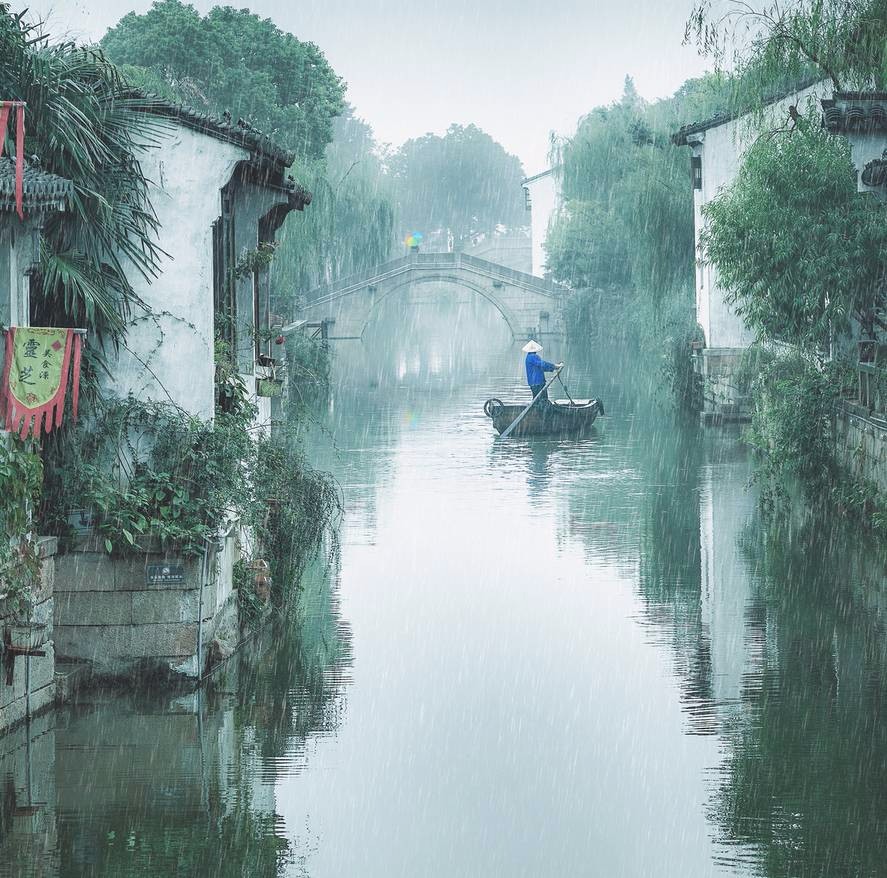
[0,538,57,735]
[53,529,240,681]
[835,404,887,496]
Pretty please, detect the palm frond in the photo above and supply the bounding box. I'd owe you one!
[0,10,168,350]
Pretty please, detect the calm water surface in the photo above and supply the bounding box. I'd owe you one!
[2,303,887,877]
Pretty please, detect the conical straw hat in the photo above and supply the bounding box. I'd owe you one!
[522,340,543,353]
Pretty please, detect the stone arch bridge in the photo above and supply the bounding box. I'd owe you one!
[297,252,565,340]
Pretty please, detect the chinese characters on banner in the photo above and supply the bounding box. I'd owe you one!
[0,100,25,219]
[0,327,82,438]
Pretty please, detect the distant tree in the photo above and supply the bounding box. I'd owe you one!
[389,123,525,243]
[101,0,346,159]
[545,72,746,408]
[620,74,644,113]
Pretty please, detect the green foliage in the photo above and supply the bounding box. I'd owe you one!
[101,0,345,160]
[42,396,254,556]
[549,76,723,409]
[250,437,340,597]
[548,74,743,295]
[745,351,843,487]
[388,123,526,242]
[40,383,340,606]
[283,332,331,415]
[546,201,632,290]
[687,0,887,90]
[232,241,278,280]
[0,5,164,346]
[0,438,43,611]
[742,350,886,531]
[234,559,266,627]
[272,116,396,298]
[702,118,887,344]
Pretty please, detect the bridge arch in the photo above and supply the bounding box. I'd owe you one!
[357,274,523,340]
[296,253,565,340]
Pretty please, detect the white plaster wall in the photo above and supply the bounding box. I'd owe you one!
[847,131,887,195]
[104,126,247,420]
[525,170,559,278]
[0,219,39,329]
[695,82,830,348]
[698,457,759,708]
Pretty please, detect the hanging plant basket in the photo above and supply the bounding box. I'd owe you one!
[257,377,283,398]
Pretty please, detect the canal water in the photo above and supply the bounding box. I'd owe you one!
[3,299,887,876]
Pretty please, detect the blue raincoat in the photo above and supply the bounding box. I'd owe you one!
[525,352,556,387]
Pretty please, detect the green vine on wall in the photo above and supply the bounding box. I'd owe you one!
[0,438,44,613]
[40,384,341,610]
[232,241,278,280]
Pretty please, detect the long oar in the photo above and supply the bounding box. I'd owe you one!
[498,366,563,440]
[557,371,578,406]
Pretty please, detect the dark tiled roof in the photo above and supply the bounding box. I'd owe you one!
[672,75,825,145]
[822,93,887,134]
[672,113,734,145]
[0,158,73,213]
[121,91,296,168]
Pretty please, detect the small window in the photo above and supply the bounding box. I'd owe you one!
[691,156,702,191]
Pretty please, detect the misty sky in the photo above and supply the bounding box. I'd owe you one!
[25,0,711,173]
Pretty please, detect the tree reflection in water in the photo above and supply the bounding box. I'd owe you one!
[711,510,887,877]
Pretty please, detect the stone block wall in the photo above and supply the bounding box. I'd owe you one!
[835,403,887,496]
[54,529,240,681]
[695,347,752,425]
[1,537,58,735]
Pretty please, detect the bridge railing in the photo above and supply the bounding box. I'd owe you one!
[457,252,565,296]
[303,251,566,308]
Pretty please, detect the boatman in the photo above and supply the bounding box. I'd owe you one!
[522,340,562,402]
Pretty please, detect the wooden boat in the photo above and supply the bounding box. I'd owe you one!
[484,397,604,437]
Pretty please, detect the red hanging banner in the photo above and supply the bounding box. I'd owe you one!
[0,327,83,439]
[0,100,25,220]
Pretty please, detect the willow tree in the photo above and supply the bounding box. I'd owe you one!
[0,5,164,347]
[547,78,697,296]
[687,0,887,90]
[272,108,396,301]
[544,74,752,407]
